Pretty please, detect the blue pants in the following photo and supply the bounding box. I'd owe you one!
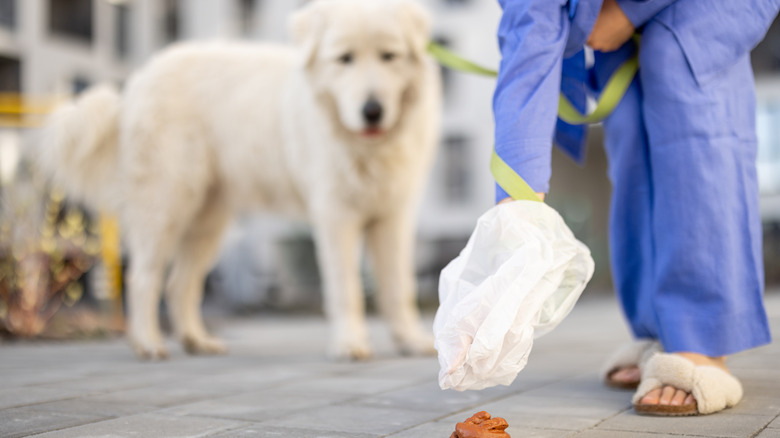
[598,20,772,356]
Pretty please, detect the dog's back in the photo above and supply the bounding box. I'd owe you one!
[121,42,304,214]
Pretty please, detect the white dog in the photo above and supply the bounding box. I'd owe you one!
[39,0,441,360]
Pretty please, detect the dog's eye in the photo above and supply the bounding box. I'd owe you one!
[338,53,354,65]
[381,52,397,62]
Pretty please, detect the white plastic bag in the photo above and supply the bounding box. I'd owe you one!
[433,200,594,391]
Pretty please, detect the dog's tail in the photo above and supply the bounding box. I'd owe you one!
[38,84,121,212]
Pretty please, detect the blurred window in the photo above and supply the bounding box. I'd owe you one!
[72,76,90,95]
[442,134,472,204]
[0,56,21,93]
[237,0,258,37]
[114,3,131,59]
[0,0,15,30]
[162,0,180,43]
[49,0,93,42]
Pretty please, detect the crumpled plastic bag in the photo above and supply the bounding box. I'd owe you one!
[433,200,595,391]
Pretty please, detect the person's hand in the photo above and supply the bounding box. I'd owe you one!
[587,0,635,52]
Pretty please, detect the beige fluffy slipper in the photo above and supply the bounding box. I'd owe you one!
[602,340,662,390]
[632,353,743,416]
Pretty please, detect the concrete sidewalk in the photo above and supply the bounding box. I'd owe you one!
[1,293,779,438]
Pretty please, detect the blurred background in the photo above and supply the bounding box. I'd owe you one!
[0,0,779,340]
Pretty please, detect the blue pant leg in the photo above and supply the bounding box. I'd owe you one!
[600,65,658,341]
[639,20,771,356]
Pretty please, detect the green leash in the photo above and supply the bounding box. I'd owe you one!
[426,41,639,201]
[426,41,638,126]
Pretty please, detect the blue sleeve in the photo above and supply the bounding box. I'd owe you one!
[615,0,677,28]
[655,0,780,84]
[493,0,570,200]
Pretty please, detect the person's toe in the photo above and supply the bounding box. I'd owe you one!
[659,385,677,405]
[670,388,689,406]
[640,387,663,405]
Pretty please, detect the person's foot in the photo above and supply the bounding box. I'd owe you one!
[602,340,662,390]
[637,352,728,408]
[609,365,641,387]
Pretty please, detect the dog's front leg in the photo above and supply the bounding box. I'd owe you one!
[366,212,435,356]
[312,213,372,360]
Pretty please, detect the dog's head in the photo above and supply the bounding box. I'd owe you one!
[290,0,431,140]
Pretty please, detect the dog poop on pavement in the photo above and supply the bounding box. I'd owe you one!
[450,411,510,438]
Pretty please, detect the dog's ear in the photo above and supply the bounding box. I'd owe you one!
[289,1,326,68]
[397,0,431,62]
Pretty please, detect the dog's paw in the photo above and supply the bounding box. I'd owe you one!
[130,336,169,360]
[182,335,228,355]
[329,338,373,361]
[396,330,436,357]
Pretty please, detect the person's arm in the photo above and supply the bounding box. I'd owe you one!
[493,0,569,202]
[615,0,677,28]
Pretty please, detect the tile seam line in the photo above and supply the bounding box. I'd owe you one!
[562,406,632,438]
[18,416,116,438]
[749,411,780,438]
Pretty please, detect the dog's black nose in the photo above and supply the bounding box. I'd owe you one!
[362,99,383,125]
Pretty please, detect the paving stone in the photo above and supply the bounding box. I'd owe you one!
[571,430,692,437]
[728,395,780,417]
[273,374,415,396]
[597,411,775,437]
[0,386,85,410]
[756,428,780,438]
[205,425,379,437]
[519,372,633,403]
[0,406,106,438]
[163,389,355,422]
[465,392,630,431]
[358,380,519,415]
[174,366,308,393]
[23,373,161,396]
[739,369,780,396]
[346,357,439,381]
[32,398,154,417]
[31,413,246,438]
[0,369,92,388]
[83,384,231,408]
[272,403,441,435]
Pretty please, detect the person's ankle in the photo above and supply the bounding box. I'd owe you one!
[674,352,728,371]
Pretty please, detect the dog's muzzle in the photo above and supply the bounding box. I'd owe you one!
[362,98,383,126]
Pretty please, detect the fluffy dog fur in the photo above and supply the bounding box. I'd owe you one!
[38,0,441,360]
